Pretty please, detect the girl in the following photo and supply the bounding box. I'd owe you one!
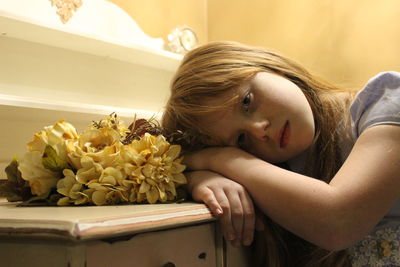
[161,41,400,266]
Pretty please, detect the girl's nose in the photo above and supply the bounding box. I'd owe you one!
[247,119,270,141]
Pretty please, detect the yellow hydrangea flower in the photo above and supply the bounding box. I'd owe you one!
[75,156,103,184]
[18,120,78,196]
[88,181,129,205]
[57,169,94,205]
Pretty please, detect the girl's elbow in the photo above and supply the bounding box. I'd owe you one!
[316,200,370,250]
[320,235,352,251]
[318,228,363,251]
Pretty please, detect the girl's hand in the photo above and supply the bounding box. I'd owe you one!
[185,170,256,246]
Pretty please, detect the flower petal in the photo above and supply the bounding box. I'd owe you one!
[92,190,106,206]
[172,173,187,184]
[139,181,150,193]
[146,186,159,204]
[165,145,181,161]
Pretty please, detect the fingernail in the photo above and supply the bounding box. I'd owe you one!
[243,238,252,246]
[227,233,235,241]
[215,208,223,215]
[232,239,241,247]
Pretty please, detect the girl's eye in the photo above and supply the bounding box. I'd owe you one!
[237,133,246,148]
[242,92,252,111]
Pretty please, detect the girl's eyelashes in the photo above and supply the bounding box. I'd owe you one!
[237,132,246,148]
[242,92,252,112]
[237,90,252,148]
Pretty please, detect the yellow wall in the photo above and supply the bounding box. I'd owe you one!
[109,0,399,89]
[208,0,400,88]
[108,0,208,44]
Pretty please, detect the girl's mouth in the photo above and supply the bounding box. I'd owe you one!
[279,121,290,148]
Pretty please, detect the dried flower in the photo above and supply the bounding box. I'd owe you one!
[121,133,186,204]
[18,151,60,196]
[2,114,187,206]
[17,120,78,197]
[57,169,93,205]
[67,127,121,169]
[27,119,78,159]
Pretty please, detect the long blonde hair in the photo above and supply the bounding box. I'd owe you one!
[162,41,354,266]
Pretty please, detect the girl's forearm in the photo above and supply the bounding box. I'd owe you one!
[208,147,362,250]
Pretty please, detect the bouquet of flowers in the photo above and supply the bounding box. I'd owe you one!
[0,113,187,206]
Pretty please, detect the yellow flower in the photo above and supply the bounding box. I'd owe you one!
[10,115,186,206]
[18,151,60,196]
[56,169,93,205]
[90,113,129,138]
[27,120,78,161]
[120,133,186,204]
[44,119,79,145]
[88,182,128,205]
[380,240,390,248]
[99,167,125,185]
[17,119,79,197]
[67,128,121,169]
[75,156,103,184]
[383,247,392,257]
[71,164,128,206]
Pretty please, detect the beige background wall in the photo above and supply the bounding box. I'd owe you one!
[110,0,399,89]
[208,0,400,89]
[108,0,208,44]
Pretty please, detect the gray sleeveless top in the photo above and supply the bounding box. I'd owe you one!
[346,71,400,266]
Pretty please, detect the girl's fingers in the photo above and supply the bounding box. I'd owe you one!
[225,188,245,245]
[239,190,256,246]
[194,187,236,242]
[188,171,255,246]
[213,190,236,242]
[192,187,223,216]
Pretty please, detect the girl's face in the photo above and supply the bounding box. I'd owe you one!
[200,71,315,163]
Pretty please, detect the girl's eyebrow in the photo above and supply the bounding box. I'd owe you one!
[238,82,252,96]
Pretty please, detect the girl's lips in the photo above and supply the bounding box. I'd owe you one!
[279,121,290,148]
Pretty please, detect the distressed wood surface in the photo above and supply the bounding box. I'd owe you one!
[0,201,214,240]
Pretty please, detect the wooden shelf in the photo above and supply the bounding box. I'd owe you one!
[0,93,159,120]
[0,13,183,72]
[0,1,182,179]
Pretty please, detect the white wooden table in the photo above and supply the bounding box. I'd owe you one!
[0,200,252,267]
[0,200,221,267]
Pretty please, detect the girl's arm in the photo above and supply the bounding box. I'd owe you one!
[185,170,256,246]
[184,124,400,250]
